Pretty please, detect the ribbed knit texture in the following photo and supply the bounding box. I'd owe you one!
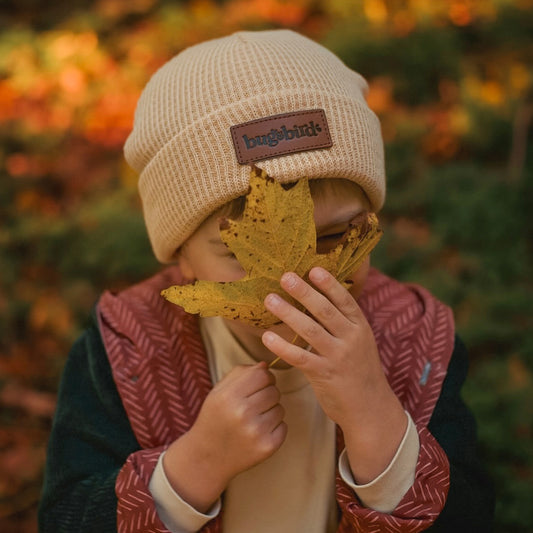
[124,30,386,263]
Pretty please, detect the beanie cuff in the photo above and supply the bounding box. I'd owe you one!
[139,91,385,263]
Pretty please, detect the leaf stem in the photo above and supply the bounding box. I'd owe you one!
[268,357,282,368]
[268,332,300,368]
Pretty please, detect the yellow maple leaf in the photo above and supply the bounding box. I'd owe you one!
[161,166,383,327]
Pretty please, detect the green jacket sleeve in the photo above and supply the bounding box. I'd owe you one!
[38,315,140,533]
[426,336,495,532]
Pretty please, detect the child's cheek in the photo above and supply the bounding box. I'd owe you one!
[217,258,246,283]
[231,262,247,282]
[346,256,371,301]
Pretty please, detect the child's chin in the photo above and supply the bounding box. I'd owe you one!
[232,318,295,341]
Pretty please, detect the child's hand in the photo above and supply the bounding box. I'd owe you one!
[262,267,387,427]
[163,363,286,512]
[262,266,407,483]
[191,363,286,474]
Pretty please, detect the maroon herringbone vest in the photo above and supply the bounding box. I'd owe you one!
[98,267,454,532]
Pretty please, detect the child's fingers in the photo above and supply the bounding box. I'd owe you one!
[264,292,335,354]
[261,330,317,370]
[223,363,276,398]
[246,384,281,415]
[278,271,353,337]
[269,419,288,452]
[260,403,285,430]
[308,267,364,324]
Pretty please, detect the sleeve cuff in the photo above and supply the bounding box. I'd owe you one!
[149,451,221,533]
[339,410,420,513]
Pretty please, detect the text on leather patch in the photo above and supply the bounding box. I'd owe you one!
[230,109,332,164]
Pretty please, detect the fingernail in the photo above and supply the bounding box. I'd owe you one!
[310,267,326,282]
[263,331,276,344]
[265,293,281,307]
[281,272,297,288]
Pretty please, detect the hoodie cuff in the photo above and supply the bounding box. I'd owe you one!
[339,411,420,513]
[149,451,221,533]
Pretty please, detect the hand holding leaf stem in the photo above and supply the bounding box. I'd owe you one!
[163,363,286,512]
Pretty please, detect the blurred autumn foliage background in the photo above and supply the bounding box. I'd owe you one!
[0,0,532,531]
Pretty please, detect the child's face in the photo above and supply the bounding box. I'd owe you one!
[178,178,371,286]
[178,178,372,357]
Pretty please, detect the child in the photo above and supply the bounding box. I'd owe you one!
[39,30,494,532]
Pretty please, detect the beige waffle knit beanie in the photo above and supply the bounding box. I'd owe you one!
[125,29,386,263]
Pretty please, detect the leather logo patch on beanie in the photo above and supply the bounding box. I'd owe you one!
[230,109,332,164]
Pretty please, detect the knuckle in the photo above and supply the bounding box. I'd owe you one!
[259,432,283,456]
[318,365,334,381]
[317,303,336,321]
[296,350,310,367]
[233,403,248,424]
[212,387,230,407]
[346,312,360,324]
[303,322,320,338]
[258,439,275,457]
[298,282,312,298]
[271,422,288,448]
[342,295,359,316]
[343,293,355,307]
[265,385,280,404]
[244,422,261,442]
[254,369,268,387]
[252,367,273,389]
